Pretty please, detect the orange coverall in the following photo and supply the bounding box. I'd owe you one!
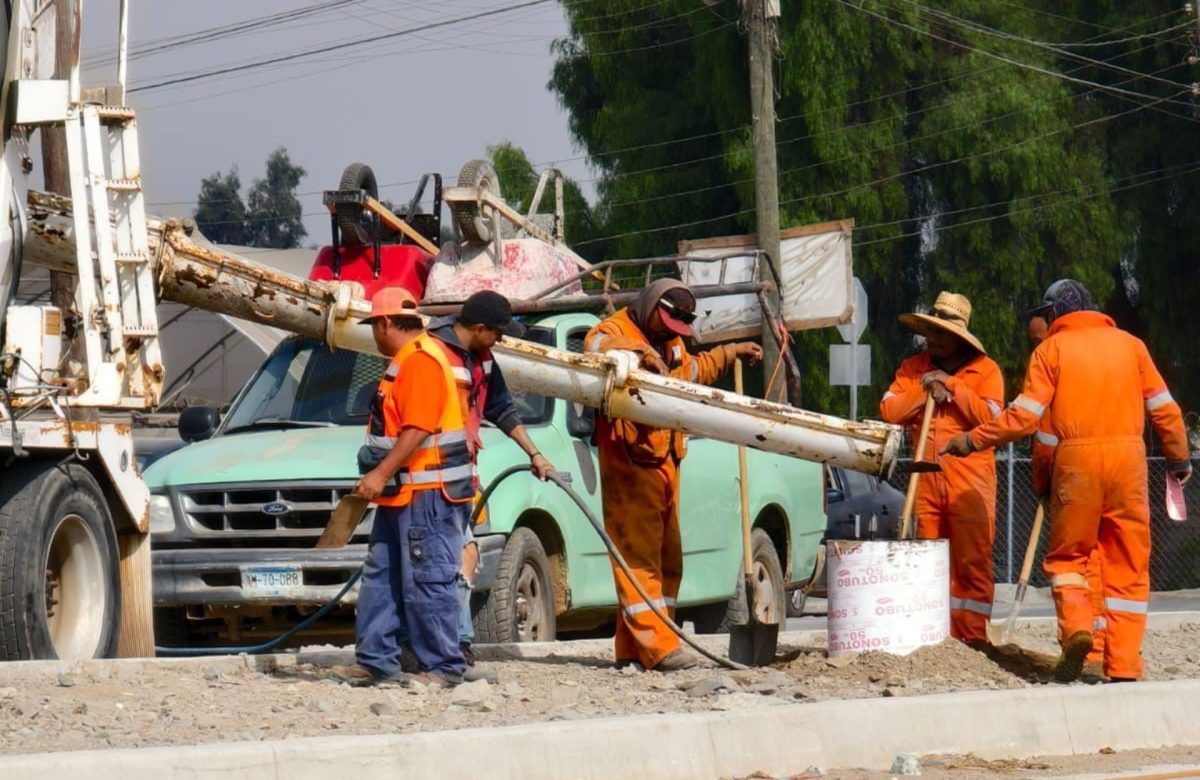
[585,308,736,668]
[1033,415,1106,662]
[970,311,1188,679]
[881,351,1004,643]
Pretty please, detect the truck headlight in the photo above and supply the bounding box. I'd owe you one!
[149,494,176,534]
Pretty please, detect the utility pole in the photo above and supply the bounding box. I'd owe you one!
[43,0,76,312]
[743,0,788,403]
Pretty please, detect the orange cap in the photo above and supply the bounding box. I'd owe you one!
[361,286,420,323]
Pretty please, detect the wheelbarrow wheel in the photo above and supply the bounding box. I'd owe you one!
[336,162,392,246]
[454,158,502,244]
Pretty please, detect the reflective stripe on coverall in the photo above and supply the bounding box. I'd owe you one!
[881,351,1004,643]
[586,308,736,668]
[970,311,1189,679]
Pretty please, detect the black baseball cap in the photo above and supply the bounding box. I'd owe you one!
[459,290,525,338]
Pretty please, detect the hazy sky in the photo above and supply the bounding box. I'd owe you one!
[78,1,586,247]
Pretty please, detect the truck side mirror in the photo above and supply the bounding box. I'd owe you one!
[825,488,845,505]
[179,406,220,442]
[567,402,595,439]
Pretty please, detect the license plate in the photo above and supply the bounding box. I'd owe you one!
[240,566,303,598]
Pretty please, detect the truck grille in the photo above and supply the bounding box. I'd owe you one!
[179,483,368,538]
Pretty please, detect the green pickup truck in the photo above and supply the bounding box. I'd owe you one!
[144,312,825,646]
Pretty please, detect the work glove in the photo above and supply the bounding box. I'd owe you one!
[1173,464,1193,487]
[941,433,974,457]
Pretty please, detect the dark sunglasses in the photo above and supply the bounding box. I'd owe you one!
[659,298,697,324]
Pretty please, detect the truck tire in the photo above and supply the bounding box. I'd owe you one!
[691,528,786,634]
[0,461,121,661]
[474,527,556,644]
[453,158,501,244]
[337,162,381,246]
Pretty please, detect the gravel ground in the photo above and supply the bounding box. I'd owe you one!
[740,744,1200,778]
[1,622,1198,757]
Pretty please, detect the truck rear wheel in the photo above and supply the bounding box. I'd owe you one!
[474,527,556,644]
[0,461,121,661]
[691,528,785,634]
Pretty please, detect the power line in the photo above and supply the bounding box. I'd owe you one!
[573,88,1185,247]
[839,0,1197,110]
[128,0,555,94]
[892,0,1194,92]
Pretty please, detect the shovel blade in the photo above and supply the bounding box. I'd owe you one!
[316,495,369,549]
[728,622,780,667]
[727,581,781,666]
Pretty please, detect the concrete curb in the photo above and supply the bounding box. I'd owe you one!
[0,611,1196,683]
[3,678,1200,779]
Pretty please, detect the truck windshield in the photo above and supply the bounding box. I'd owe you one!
[220,328,555,434]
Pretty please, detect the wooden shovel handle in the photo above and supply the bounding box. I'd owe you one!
[1017,502,1046,586]
[898,393,936,540]
[735,359,753,577]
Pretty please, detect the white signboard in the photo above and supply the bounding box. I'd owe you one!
[678,219,854,344]
[829,344,871,386]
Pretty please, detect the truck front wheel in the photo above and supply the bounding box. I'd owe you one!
[0,461,122,661]
[474,528,556,644]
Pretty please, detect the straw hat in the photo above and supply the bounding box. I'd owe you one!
[898,291,986,355]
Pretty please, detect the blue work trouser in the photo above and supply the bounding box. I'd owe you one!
[355,490,465,680]
[458,509,476,647]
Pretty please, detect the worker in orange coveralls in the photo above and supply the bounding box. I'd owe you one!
[585,279,762,671]
[944,280,1191,682]
[881,291,1004,646]
[1027,313,1105,667]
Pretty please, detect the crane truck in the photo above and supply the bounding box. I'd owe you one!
[0,0,899,662]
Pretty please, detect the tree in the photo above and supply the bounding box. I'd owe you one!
[245,147,308,249]
[549,0,1130,416]
[194,166,247,245]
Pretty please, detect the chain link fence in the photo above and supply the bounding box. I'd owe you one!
[887,449,1200,590]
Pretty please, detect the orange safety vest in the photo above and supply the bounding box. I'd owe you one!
[359,332,475,507]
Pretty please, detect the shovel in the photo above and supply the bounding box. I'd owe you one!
[991,501,1045,645]
[897,393,942,540]
[729,359,779,666]
[315,494,370,549]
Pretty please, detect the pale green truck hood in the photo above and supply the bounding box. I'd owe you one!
[142,426,514,490]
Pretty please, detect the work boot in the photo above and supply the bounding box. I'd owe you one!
[330,663,380,687]
[463,666,499,684]
[1053,631,1094,683]
[403,671,460,689]
[653,649,700,672]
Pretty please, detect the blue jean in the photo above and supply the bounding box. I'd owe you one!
[458,513,476,647]
[355,490,465,679]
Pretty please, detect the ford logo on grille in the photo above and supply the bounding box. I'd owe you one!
[261,502,292,517]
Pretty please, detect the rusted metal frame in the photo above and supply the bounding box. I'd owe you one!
[418,281,769,318]
[321,190,439,255]
[756,288,802,408]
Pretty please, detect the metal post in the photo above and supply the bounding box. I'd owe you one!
[116,0,129,101]
[1006,442,1015,582]
[849,336,857,421]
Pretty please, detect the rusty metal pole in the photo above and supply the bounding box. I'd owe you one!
[43,0,76,314]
